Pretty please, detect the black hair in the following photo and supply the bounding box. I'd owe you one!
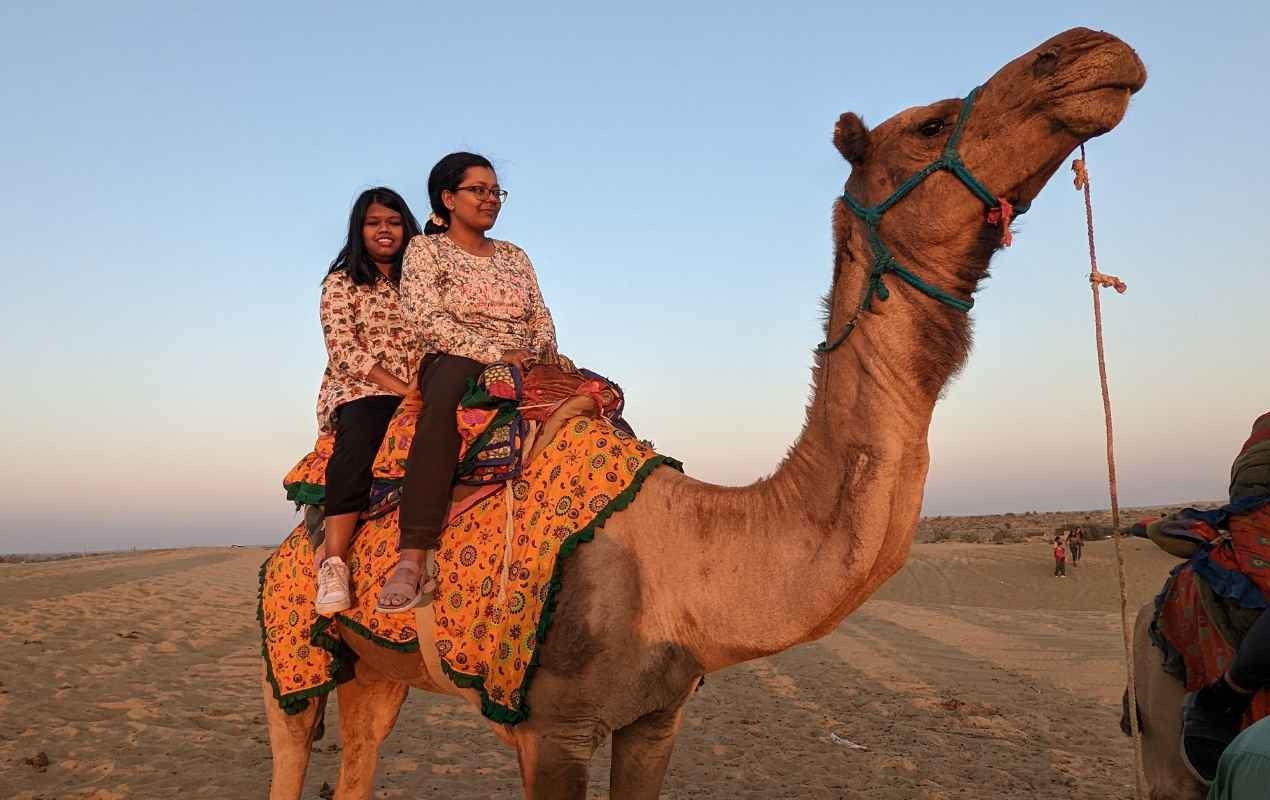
[327,187,422,285]
[424,152,495,235]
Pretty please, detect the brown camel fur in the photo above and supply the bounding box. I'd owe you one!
[264,27,1147,799]
[1126,602,1209,799]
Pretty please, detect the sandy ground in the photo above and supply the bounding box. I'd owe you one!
[0,538,1181,799]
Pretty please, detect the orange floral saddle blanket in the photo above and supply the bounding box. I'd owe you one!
[1151,564,1270,731]
[283,364,628,518]
[260,416,681,724]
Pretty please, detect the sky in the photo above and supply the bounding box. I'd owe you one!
[1,1,1267,553]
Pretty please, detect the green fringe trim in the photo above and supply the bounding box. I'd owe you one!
[257,554,338,716]
[285,481,325,506]
[438,453,683,724]
[330,611,421,653]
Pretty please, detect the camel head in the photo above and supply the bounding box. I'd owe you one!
[823,27,1146,392]
[835,27,1145,235]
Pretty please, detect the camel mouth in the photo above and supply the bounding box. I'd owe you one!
[1047,81,1138,142]
[1044,42,1146,138]
[1005,150,1071,211]
[1056,79,1141,101]
[1007,82,1132,205]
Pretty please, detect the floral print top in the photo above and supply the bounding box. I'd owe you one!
[315,271,423,432]
[399,234,557,365]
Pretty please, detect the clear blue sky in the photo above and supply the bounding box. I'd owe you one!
[2,1,1267,552]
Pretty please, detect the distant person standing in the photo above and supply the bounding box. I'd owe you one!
[1069,528,1084,564]
[1053,537,1067,578]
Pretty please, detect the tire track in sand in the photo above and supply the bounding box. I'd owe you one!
[0,549,244,608]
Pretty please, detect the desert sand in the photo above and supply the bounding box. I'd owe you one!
[0,537,1181,799]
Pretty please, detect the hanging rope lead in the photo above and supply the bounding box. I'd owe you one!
[1073,144,1147,799]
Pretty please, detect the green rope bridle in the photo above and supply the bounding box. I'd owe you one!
[817,86,1030,353]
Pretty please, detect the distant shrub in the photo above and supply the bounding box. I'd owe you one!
[958,531,982,544]
[992,529,1025,545]
[1081,524,1119,541]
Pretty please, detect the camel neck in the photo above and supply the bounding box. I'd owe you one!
[657,215,976,672]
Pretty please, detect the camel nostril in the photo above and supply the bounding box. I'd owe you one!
[1033,49,1059,78]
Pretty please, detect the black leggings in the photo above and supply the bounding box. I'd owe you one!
[324,395,401,516]
[398,353,485,550]
[1231,607,1270,690]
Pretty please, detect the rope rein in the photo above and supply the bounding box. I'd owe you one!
[1074,144,1147,799]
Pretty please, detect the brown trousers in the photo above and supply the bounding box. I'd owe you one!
[398,353,485,550]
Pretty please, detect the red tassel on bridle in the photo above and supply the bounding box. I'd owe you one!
[986,197,1015,247]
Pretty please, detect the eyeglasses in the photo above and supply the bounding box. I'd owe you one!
[454,186,509,203]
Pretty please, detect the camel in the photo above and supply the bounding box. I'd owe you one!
[1126,603,1212,800]
[263,27,1147,799]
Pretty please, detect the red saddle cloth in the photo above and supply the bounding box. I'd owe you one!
[1154,565,1270,731]
[454,363,626,486]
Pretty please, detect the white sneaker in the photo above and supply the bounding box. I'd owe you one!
[315,556,352,615]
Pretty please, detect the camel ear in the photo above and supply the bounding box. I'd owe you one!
[833,113,870,166]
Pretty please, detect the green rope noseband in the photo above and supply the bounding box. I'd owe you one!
[817,86,1030,353]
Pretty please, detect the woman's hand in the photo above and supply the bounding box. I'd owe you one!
[368,364,415,397]
[400,380,423,409]
[499,349,535,372]
[535,347,576,373]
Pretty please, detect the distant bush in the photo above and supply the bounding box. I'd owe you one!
[958,531,982,543]
[1081,524,1121,541]
[992,529,1025,545]
[1051,524,1118,541]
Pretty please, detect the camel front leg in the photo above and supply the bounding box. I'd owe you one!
[332,663,409,800]
[609,703,687,800]
[262,667,323,800]
[514,719,605,800]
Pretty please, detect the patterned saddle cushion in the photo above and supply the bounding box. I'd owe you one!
[283,363,628,511]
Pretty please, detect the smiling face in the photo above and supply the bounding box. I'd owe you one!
[834,28,1146,251]
[443,166,503,233]
[362,201,405,265]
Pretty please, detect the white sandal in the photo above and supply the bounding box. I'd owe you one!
[376,555,435,614]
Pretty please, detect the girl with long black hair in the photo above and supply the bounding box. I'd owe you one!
[313,187,423,614]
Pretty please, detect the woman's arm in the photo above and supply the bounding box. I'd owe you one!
[320,276,378,379]
[521,251,558,357]
[366,364,413,396]
[320,276,412,396]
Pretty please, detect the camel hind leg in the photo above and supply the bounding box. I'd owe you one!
[608,703,688,800]
[333,663,409,800]
[262,666,323,800]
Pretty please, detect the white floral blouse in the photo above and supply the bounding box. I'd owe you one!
[315,271,423,432]
[398,234,557,364]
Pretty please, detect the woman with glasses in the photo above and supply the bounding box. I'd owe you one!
[378,151,558,612]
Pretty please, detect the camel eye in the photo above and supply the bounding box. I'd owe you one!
[919,119,946,137]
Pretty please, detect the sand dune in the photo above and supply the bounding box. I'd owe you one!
[0,538,1180,798]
